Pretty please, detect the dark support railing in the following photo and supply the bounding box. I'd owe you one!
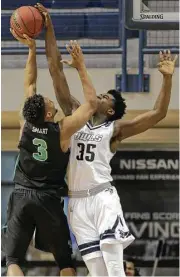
[1,47,123,55]
[138,30,145,92]
[121,0,127,92]
[142,48,179,54]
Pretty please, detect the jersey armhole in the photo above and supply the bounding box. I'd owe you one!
[109,121,117,154]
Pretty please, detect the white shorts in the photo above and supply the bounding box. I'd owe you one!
[68,186,135,261]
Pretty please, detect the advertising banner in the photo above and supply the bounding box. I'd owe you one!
[111,150,179,261]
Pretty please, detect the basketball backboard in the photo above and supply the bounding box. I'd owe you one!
[125,0,179,30]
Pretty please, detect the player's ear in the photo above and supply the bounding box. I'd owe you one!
[46,111,53,119]
[107,108,115,116]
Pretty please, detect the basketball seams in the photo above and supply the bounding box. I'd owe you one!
[28,6,44,36]
[12,12,22,31]
[18,7,34,36]
[27,6,36,35]
[10,12,24,38]
[10,6,43,38]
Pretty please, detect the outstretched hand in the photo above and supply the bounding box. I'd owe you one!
[10,28,35,48]
[61,40,85,69]
[35,2,50,28]
[158,50,178,76]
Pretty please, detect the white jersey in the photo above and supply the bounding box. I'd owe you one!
[69,121,115,191]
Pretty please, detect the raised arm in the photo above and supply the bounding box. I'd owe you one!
[59,41,97,149]
[24,41,37,99]
[35,3,72,116]
[112,50,177,146]
[10,29,37,130]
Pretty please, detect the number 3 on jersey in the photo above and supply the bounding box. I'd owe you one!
[76,143,96,162]
[33,138,48,162]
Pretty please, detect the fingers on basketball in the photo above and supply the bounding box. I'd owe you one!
[34,5,40,13]
[36,2,46,12]
[34,3,47,22]
[23,34,32,41]
[10,28,14,36]
[10,28,20,41]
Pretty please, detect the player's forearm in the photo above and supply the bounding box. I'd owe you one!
[53,71,72,116]
[45,17,72,115]
[153,75,172,117]
[45,16,63,70]
[77,65,97,109]
[24,45,37,96]
[70,95,81,110]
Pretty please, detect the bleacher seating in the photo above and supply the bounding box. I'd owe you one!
[51,0,89,9]
[1,0,38,10]
[101,0,119,8]
[1,14,12,40]
[2,13,85,40]
[86,13,119,39]
[45,13,85,39]
[2,12,138,41]
[1,0,139,55]
[1,0,119,10]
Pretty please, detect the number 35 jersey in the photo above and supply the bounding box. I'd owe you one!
[69,121,115,191]
[14,121,69,190]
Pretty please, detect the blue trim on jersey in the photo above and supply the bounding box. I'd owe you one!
[86,121,107,130]
[100,216,132,240]
[81,246,100,256]
[79,240,100,250]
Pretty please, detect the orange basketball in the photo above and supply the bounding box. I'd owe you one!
[10,6,44,39]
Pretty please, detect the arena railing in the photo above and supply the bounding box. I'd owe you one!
[138,30,179,92]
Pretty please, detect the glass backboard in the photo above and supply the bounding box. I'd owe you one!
[125,0,179,30]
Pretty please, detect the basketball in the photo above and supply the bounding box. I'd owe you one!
[10,6,44,38]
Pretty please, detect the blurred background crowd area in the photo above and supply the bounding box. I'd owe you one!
[1,0,179,276]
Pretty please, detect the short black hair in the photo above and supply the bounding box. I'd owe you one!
[23,94,45,124]
[124,259,141,276]
[107,89,126,121]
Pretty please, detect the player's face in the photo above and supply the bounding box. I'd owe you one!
[97,93,115,117]
[125,262,135,276]
[44,97,57,119]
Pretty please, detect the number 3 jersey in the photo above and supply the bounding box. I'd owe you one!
[14,121,69,190]
[69,121,115,191]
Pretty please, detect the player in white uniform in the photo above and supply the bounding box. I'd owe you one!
[69,121,135,276]
[42,17,177,275]
[66,50,177,276]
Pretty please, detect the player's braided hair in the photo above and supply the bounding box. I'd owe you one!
[23,94,45,124]
[107,89,127,121]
